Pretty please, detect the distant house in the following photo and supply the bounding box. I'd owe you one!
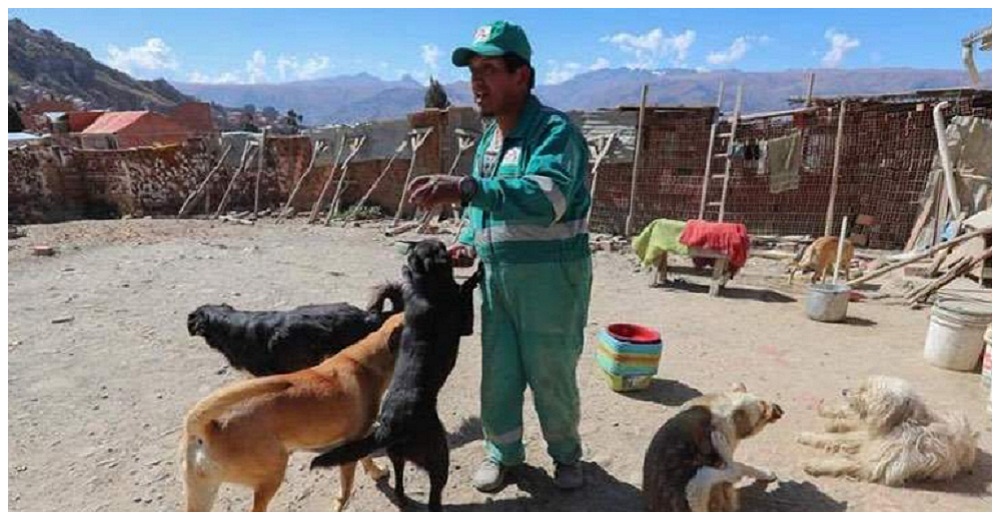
[67,111,105,133]
[78,111,194,149]
[8,132,48,148]
[21,99,76,133]
[168,101,216,137]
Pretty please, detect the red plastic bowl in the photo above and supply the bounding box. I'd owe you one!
[606,323,661,344]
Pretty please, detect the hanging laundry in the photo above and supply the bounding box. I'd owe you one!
[757,141,768,175]
[743,138,761,161]
[729,142,744,159]
[765,130,802,193]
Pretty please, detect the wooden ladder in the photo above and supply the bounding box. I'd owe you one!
[698,82,743,222]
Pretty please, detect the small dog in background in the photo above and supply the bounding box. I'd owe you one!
[643,383,784,512]
[798,375,978,486]
[187,283,403,376]
[787,236,854,284]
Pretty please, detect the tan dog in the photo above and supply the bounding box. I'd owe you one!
[797,375,978,486]
[643,384,783,512]
[787,236,854,284]
[180,313,404,512]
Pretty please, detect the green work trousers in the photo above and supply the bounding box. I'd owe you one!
[479,256,593,466]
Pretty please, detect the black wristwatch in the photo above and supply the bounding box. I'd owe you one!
[459,176,478,205]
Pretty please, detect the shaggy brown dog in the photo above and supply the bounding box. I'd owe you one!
[798,375,978,486]
[643,384,783,512]
[179,313,404,512]
[787,236,854,284]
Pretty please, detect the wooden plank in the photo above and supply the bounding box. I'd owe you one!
[848,227,991,287]
[740,106,820,121]
[253,129,266,218]
[391,127,434,226]
[307,133,348,224]
[624,84,648,237]
[277,140,327,221]
[178,144,232,218]
[328,135,367,222]
[824,100,847,236]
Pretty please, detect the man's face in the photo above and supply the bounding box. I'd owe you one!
[468,55,527,117]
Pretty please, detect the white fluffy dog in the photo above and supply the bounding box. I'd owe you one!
[797,375,978,486]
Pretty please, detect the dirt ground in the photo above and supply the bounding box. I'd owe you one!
[7,218,993,512]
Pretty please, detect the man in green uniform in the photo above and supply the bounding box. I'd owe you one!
[407,21,593,492]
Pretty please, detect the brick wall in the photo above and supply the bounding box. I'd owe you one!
[10,96,990,249]
[587,94,991,249]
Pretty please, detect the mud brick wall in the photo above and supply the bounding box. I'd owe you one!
[72,143,218,217]
[8,147,55,223]
[10,96,990,248]
[8,145,86,223]
[587,93,991,249]
[586,108,716,235]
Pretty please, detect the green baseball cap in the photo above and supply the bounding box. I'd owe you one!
[452,21,532,67]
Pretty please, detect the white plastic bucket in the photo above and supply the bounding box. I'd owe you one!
[805,283,850,322]
[923,298,991,372]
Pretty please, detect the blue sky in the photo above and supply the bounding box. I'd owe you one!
[9,9,993,85]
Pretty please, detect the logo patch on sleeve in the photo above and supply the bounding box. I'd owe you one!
[501,147,521,166]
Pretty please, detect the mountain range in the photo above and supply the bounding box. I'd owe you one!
[8,18,192,110]
[8,18,991,126]
[175,66,991,126]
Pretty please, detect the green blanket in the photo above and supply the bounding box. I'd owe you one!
[632,219,689,267]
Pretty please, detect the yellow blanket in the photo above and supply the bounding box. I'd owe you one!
[632,219,689,267]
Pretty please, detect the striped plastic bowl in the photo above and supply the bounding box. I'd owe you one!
[595,325,663,392]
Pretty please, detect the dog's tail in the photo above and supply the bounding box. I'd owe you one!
[184,377,293,439]
[310,428,390,469]
[367,282,405,317]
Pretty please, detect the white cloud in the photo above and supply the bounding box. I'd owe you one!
[276,54,332,81]
[246,50,268,84]
[542,57,614,85]
[187,71,241,84]
[821,29,860,68]
[601,28,696,69]
[543,61,582,85]
[421,44,441,75]
[706,35,770,66]
[106,37,179,76]
[590,57,611,71]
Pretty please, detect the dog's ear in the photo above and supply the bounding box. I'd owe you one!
[186,311,201,335]
[731,408,754,439]
[731,383,747,393]
[880,396,914,431]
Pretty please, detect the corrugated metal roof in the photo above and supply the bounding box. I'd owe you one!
[81,111,149,134]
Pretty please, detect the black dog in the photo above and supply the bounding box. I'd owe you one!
[187,283,404,377]
[310,239,480,511]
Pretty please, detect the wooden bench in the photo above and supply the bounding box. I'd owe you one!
[652,247,731,297]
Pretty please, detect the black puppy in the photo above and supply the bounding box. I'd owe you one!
[310,239,480,511]
[187,283,404,376]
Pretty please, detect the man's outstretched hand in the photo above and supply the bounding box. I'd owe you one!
[408,175,463,209]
